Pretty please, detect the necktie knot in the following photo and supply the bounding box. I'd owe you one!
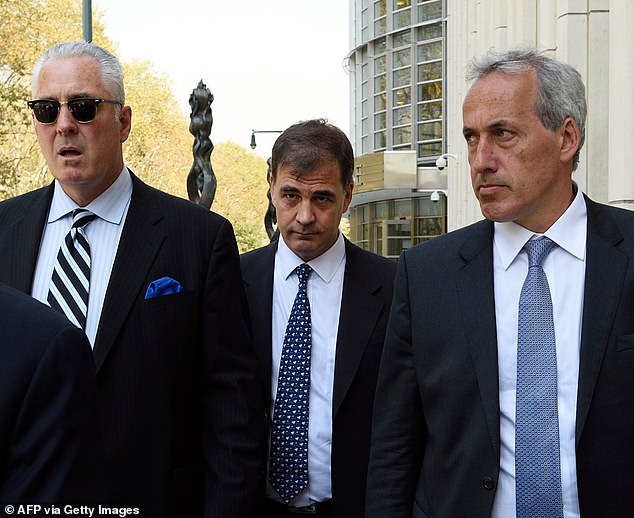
[295,263,312,285]
[71,209,96,229]
[524,237,556,268]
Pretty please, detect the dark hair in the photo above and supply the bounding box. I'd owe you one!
[270,119,354,188]
[467,47,586,170]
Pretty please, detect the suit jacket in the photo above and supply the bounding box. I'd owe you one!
[240,238,396,518]
[0,173,266,517]
[365,196,634,517]
[0,282,104,504]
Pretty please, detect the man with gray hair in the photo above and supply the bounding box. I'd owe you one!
[0,41,265,517]
[366,47,634,517]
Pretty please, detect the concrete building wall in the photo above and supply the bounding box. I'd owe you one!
[444,0,629,231]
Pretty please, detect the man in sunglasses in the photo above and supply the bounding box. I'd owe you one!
[0,41,265,517]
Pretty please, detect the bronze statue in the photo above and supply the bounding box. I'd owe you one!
[187,80,216,209]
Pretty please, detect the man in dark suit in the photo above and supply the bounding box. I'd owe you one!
[0,41,265,517]
[241,119,396,517]
[366,48,634,517]
[0,282,104,504]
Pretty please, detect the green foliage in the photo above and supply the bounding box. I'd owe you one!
[0,0,273,253]
[210,141,271,252]
[0,0,113,198]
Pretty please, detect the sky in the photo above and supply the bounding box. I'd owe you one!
[94,0,351,158]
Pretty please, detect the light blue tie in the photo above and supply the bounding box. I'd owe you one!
[270,263,312,504]
[515,237,563,518]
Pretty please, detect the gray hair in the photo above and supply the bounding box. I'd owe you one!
[466,47,586,170]
[32,41,125,105]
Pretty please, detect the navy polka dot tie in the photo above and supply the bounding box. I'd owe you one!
[269,263,312,504]
[515,237,563,517]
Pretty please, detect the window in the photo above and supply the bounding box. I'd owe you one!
[374,54,386,74]
[349,196,447,260]
[416,23,443,162]
[418,100,442,120]
[418,0,442,23]
[393,126,412,145]
[393,8,411,29]
[418,40,443,61]
[393,86,411,106]
[374,17,387,36]
[374,111,387,129]
[374,93,387,111]
[393,29,411,48]
[393,48,411,68]
[418,61,442,81]
[374,130,387,149]
[393,67,411,88]
[393,105,411,125]
[375,0,387,17]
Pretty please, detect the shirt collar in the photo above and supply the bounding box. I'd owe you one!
[48,166,133,225]
[276,232,346,284]
[494,183,587,269]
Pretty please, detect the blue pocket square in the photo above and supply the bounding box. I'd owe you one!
[144,276,184,299]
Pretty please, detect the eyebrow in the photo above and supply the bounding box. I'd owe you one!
[463,119,512,133]
[312,189,336,198]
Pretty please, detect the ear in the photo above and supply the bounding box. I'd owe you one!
[119,105,132,143]
[342,182,353,213]
[559,117,580,165]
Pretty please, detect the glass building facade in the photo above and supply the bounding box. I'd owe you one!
[348,194,446,261]
[354,0,444,163]
[347,0,447,259]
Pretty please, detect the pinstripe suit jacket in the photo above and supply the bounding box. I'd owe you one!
[0,172,266,517]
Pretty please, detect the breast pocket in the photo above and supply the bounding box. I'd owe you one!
[616,334,634,352]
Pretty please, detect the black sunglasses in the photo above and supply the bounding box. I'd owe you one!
[27,98,122,124]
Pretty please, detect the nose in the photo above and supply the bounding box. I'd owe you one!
[469,136,497,174]
[295,199,315,225]
[55,104,79,135]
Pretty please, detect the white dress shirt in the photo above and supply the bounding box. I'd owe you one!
[268,233,346,506]
[31,167,132,346]
[491,186,586,517]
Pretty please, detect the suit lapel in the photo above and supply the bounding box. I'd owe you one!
[454,220,500,456]
[0,186,53,292]
[332,241,385,415]
[93,175,166,371]
[242,243,276,384]
[576,198,627,442]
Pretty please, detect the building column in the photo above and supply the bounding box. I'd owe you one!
[608,0,634,208]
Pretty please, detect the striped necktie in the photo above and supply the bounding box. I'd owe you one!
[47,209,96,329]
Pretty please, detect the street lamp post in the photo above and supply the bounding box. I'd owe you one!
[82,0,92,42]
[250,129,283,150]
